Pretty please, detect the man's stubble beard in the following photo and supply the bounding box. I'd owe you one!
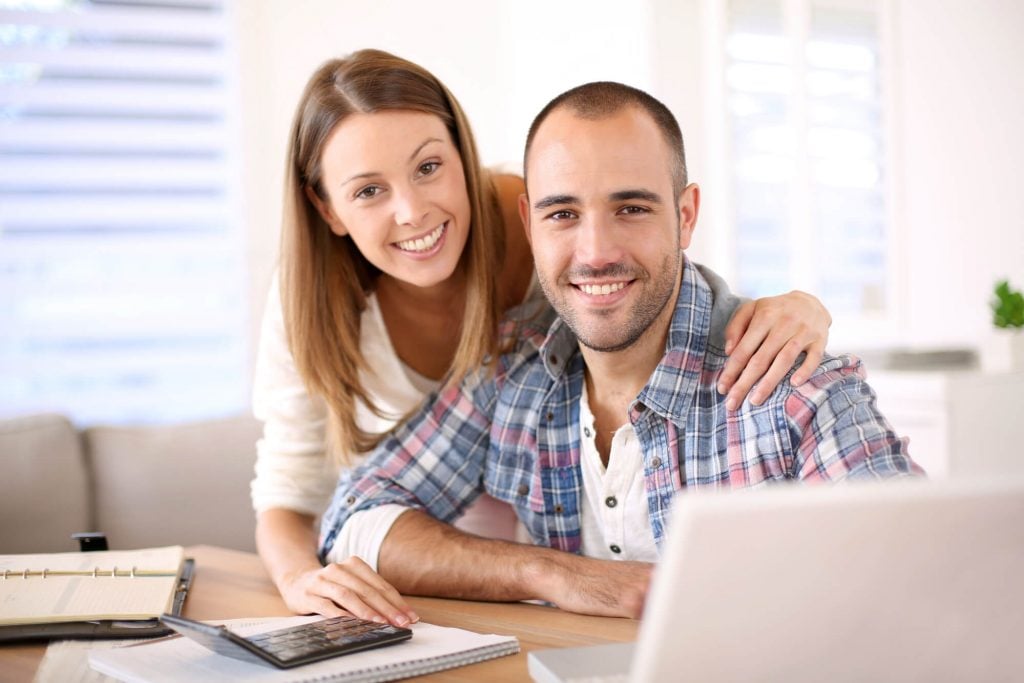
[538,248,682,354]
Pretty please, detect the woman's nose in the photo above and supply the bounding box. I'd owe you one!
[393,187,430,227]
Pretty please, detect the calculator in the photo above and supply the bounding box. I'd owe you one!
[159,613,412,669]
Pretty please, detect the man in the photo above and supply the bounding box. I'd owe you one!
[318,81,921,622]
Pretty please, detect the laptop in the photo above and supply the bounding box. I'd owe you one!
[528,478,1024,683]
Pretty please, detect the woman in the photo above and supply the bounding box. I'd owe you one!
[252,49,831,626]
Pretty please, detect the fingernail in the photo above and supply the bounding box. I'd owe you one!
[394,614,410,627]
[408,611,420,623]
[790,375,803,385]
[717,382,727,395]
[725,341,734,354]
[371,615,386,624]
[750,394,763,406]
[725,396,737,411]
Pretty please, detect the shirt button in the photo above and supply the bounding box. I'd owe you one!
[635,402,646,412]
[546,411,554,422]
[550,354,559,365]
[583,426,592,438]
[516,484,529,496]
[651,457,663,469]
[609,544,622,554]
[554,504,564,514]
[345,496,356,506]
[605,496,618,508]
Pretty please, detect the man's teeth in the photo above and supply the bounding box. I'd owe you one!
[396,223,445,252]
[579,282,627,296]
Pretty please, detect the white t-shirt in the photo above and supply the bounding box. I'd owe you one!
[250,275,520,541]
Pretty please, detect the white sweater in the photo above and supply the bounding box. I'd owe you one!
[250,275,519,540]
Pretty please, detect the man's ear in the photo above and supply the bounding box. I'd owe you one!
[677,183,700,250]
[518,192,533,248]
[304,185,347,236]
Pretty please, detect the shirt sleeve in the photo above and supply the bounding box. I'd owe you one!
[317,364,503,561]
[322,504,410,571]
[784,355,925,480]
[250,273,338,516]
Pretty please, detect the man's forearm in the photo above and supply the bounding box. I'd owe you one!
[377,509,652,618]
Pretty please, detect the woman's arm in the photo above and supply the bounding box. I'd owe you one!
[252,276,415,626]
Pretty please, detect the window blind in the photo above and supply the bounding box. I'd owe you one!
[0,0,247,424]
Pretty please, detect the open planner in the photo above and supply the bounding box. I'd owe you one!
[0,545,192,642]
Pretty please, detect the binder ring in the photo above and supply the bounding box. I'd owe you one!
[111,566,118,578]
[2,569,9,580]
[130,566,137,578]
[42,568,49,579]
[93,567,99,578]
[22,569,28,579]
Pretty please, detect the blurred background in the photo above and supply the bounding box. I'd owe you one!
[1,0,1022,478]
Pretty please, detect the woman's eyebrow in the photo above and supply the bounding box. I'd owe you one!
[408,137,443,162]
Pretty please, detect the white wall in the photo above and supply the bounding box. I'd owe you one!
[893,0,1024,348]
[233,0,1024,364]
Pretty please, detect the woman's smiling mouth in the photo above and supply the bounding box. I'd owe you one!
[394,222,447,253]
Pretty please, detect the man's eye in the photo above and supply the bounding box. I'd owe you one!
[548,210,576,220]
[418,161,440,176]
[355,185,382,200]
[620,205,650,215]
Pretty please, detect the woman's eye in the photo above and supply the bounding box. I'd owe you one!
[418,161,440,176]
[355,185,382,200]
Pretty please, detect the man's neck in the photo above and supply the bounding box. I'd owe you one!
[581,284,680,464]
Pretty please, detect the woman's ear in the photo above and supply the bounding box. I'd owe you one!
[304,185,347,236]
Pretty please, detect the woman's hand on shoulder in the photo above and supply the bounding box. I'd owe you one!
[278,557,419,627]
[718,290,831,409]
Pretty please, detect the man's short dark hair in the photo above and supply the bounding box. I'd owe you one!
[523,81,688,195]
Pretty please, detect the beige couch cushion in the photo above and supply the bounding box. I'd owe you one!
[86,416,260,552]
[0,414,90,553]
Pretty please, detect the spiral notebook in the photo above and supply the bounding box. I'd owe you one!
[87,615,520,683]
[0,546,190,641]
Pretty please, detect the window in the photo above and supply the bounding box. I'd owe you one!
[0,0,247,424]
[721,0,893,331]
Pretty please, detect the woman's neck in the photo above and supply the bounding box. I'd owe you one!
[374,268,468,381]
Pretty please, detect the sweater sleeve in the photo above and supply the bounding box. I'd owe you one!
[250,273,338,516]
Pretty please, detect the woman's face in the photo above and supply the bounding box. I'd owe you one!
[313,110,472,290]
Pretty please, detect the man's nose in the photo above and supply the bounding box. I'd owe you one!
[394,186,430,227]
[575,217,622,269]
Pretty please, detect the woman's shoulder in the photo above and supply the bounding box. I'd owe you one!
[489,170,534,311]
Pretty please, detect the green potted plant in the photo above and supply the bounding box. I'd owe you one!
[985,279,1024,372]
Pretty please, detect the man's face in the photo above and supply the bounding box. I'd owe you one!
[520,106,699,353]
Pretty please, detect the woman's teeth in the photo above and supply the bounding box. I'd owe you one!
[579,282,627,296]
[396,223,445,252]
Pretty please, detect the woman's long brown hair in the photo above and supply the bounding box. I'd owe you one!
[280,49,504,464]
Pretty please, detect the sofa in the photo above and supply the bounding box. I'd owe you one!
[0,413,262,554]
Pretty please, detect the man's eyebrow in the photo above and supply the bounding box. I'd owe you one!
[609,189,663,204]
[533,194,578,211]
[341,137,443,187]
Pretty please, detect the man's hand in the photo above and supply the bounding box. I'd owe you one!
[718,290,831,409]
[527,552,653,619]
[377,509,653,619]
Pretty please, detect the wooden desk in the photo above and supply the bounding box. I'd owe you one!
[2,545,638,682]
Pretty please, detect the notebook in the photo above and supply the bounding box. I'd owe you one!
[529,478,1024,683]
[0,546,186,625]
[88,615,520,682]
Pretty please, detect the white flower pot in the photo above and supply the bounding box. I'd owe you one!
[981,328,1024,373]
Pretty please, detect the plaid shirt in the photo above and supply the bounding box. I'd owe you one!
[320,260,921,558]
